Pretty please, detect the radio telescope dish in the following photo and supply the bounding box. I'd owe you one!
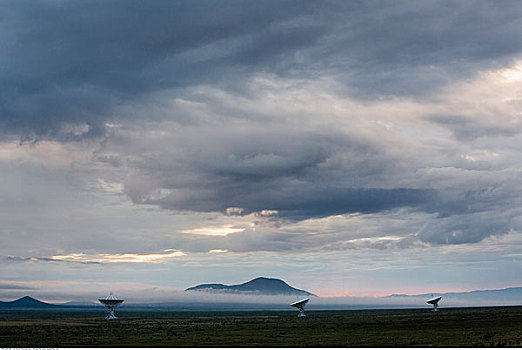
[290,298,309,317]
[98,292,124,320]
[426,295,442,312]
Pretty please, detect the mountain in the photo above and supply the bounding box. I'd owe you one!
[186,277,316,296]
[387,287,522,302]
[0,296,57,308]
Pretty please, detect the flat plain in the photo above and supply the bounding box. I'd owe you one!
[1,306,522,347]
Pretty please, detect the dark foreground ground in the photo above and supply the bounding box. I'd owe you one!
[1,306,522,347]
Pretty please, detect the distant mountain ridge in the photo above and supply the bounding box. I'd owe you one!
[387,287,522,300]
[186,277,316,296]
[0,296,56,308]
[0,296,101,309]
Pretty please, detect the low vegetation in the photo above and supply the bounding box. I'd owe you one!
[1,306,522,347]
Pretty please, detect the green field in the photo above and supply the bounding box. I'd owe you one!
[1,306,522,347]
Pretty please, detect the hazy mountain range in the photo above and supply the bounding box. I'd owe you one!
[1,282,521,310]
[185,277,316,296]
[387,287,522,301]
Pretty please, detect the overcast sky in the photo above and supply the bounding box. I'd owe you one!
[1,0,522,302]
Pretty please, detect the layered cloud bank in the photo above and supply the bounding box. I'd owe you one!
[1,0,522,298]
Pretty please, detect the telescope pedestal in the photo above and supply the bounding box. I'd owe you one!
[432,303,439,312]
[106,308,118,320]
[297,307,306,317]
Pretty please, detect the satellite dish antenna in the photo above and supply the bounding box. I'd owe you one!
[426,295,442,312]
[98,292,124,320]
[290,298,309,317]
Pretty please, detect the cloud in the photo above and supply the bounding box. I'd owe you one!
[418,212,515,245]
[208,249,228,254]
[0,0,323,140]
[426,114,522,141]
[50,250,186,264]
[4,256,101,265]
[182,227,245,236]
[108,85,436,220]
[81,58,522,247]
[3,55,522,251]
[1,1,522,141]
[0,283,36,291]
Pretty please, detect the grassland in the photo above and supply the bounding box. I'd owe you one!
[1,306,522,347]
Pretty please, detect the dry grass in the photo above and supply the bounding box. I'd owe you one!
[1,306,522,347]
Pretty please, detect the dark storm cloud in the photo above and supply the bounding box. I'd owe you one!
[2,0,522,248]
[0,0,324,139]
[326,1,522,98]
[111,112,522,245]
[2,0,522,139]
[119,126,437,220]
[136,184,434,221]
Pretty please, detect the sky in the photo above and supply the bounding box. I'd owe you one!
[1,0,522,303]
